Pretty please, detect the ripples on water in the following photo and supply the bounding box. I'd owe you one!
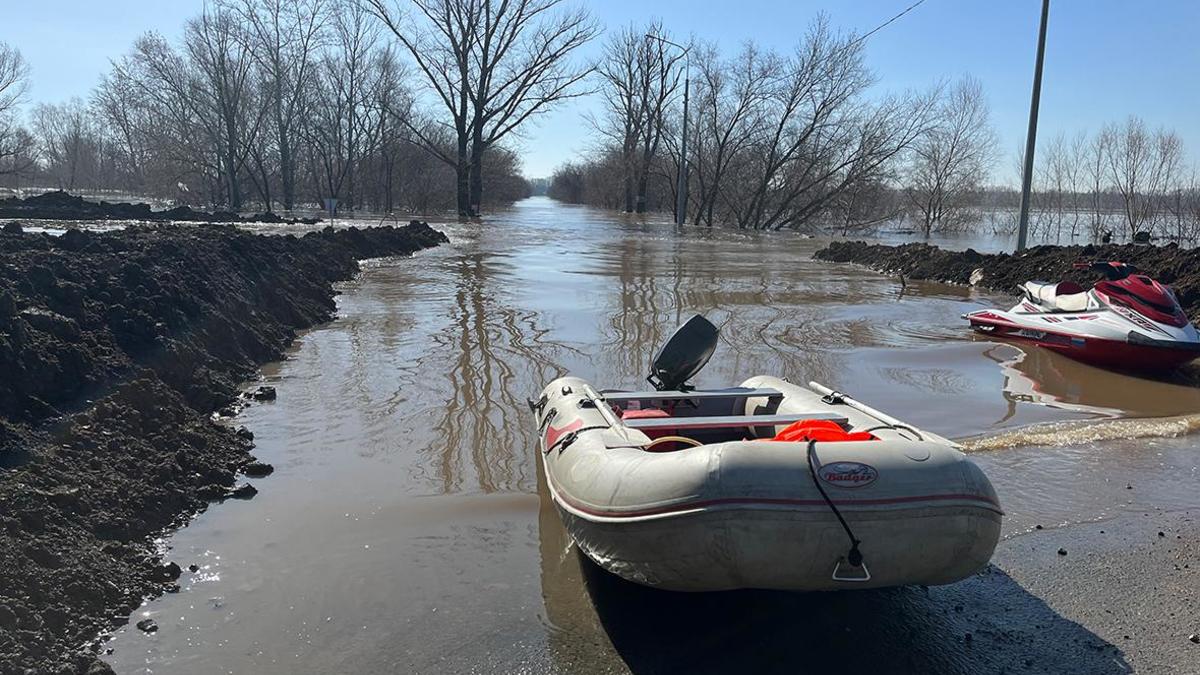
[963,414,1200,452]
[101,198,1199,674]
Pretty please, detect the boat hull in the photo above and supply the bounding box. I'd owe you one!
[553,489,1001,593]
[966,309,1200,371]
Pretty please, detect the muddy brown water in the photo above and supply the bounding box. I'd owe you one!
[102,197,1199,673]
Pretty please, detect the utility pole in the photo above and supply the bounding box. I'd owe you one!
[1016,0,1050,251]
[646,33,690,226]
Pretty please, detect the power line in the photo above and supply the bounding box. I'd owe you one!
[848,0,929,50]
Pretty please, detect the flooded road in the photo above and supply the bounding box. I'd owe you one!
[106,197,1200,673]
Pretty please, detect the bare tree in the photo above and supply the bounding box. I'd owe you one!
[0,43,27,119]
[0,43,34,177]
[689,41,774,226]
[303,1,379,208]
[94,63,153,190]
[222,0,325,209]
[904,75,997,235]
[1064,131,1087,238]
[32,99,102,191]
[557,21,938,231]
[462,0,596,214]
[1103,116,1181,238]
[119,8,267,208]
[184,9,268,209]
[1036,132,1068,239]
[1163,171,1199,243]
[729,19,934,230]
[1084,128,1110,241]
[363,0,597,216]
[593,22,683,213]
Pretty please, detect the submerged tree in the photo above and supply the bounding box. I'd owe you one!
[553,17,941,231]
[904,75,996,235]
[363,0,597,216]
[593,22,684,213]
[1103,116,1182,238]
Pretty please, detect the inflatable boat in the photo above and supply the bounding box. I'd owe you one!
[531,316,1002,592]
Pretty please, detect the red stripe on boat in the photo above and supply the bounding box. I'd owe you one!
[550,483,1003,518]
[544,418,583,449]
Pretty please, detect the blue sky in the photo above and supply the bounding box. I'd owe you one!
[7,0,1199,181]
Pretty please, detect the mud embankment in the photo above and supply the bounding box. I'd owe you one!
[814,241,1200,323]
[0,221,447,673]
[0,190,321,225]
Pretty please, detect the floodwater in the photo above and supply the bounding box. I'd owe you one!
[105,197,1200,673]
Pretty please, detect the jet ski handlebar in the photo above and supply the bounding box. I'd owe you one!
[1071,260,1137,281]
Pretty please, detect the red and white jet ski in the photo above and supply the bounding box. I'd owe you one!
[964,262,1200,371]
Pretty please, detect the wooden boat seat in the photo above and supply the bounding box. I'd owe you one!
[623,412,847,431]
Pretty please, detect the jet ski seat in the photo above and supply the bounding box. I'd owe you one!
[1021,281,1089,312]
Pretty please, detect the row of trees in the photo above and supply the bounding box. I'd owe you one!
[1023,117,1199,241]
[551,18,1199,242]
[1,0,604,215]
[551,19,988,232]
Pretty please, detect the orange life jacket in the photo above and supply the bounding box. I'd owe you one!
[770,419,876,443]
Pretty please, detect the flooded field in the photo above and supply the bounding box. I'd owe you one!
[103,197,1199,673]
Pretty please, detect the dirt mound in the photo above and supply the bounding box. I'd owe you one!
[814,240,1200,323]
[0,221,447,673]
[0,190,322,225]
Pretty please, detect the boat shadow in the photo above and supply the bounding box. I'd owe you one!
[577,551,1130,675]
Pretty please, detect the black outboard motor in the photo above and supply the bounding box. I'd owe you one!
[647,315,719,391]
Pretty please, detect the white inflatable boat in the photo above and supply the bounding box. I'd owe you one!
[531,316,1002,592]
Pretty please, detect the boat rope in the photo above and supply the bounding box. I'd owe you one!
[806,440,865,569]
[862,423,924,441]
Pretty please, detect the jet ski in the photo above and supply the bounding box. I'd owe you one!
[964,261,1200,371]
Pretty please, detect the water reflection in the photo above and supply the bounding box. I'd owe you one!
[982,341,1200,422]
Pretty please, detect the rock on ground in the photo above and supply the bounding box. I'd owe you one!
[0,221,447,673]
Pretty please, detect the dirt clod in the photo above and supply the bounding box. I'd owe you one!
[242,461,274,478]
[228,483,258,500]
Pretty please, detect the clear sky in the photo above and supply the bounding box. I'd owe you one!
[6,0,1199,182]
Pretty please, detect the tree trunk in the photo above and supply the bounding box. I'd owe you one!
[275,77,293,210]
[623,167,635,213]
[469,131,485,217]
[455,138,471,217]
[226,147,241,211]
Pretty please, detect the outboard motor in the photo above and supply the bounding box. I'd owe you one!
[646,315,719,391]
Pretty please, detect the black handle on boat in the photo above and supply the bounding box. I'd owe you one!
[527,394,547,414]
